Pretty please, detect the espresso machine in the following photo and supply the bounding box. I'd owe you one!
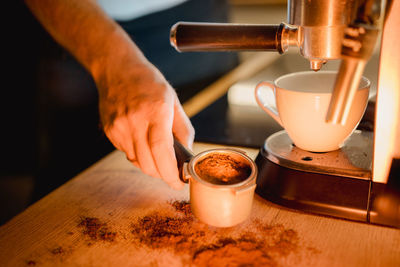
[170,0,400,227]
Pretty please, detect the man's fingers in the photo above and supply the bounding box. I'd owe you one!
[126,156,140,168]
[172,97,195,149]
[105,118,135,162]
[149,122,184,190]
[129,122,161,179]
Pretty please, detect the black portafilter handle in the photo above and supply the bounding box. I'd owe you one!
[173,138,194,183]
[170,22,284,53]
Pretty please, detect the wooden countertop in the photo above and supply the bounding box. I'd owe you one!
[0,142,399,267]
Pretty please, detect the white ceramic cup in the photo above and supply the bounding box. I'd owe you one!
[254,71,370,152]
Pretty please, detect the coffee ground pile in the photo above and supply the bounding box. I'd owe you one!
[78,217,117,242]
[194,154,252,185]
[131,200,302,267]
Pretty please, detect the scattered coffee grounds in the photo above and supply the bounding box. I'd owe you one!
[192,227,300,267]
[129,200,307,267]
[169,200,191,216]
[50,247,64,255]
[192,236,277,267]
[254,222,300,256]
[99,229,117,242]
[194,153,252,185]
[25,244,68,263]
[78,217,117,242]
[131,214,197,250]
[20,200,315,266]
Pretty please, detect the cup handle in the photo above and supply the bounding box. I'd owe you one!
[254,81,283,127]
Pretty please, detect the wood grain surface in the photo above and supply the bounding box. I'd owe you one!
[0,143,399,267]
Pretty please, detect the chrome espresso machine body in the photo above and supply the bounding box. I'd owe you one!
[170,0,400,227]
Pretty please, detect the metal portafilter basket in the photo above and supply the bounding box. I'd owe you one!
[173,139,257,227]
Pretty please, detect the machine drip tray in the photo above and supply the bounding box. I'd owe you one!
[255,130,374,223]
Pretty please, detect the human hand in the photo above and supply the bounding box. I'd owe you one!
[96,61,194,190]
[24,0,195,189]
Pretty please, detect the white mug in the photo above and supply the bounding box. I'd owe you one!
[254,71,370,152]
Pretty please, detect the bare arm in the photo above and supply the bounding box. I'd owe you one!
[24,0,195,189]
[24,0,138,75]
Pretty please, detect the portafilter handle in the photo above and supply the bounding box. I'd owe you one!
[170,22,295,53]
[173,137,194,183]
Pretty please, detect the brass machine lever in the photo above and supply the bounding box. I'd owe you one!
[170,22,298,54]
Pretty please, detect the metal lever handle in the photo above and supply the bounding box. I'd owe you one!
[173,138,194,183]
[170,22,285,52]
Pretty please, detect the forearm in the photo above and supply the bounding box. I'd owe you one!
[24,0,149,81]
[25,0,194,189]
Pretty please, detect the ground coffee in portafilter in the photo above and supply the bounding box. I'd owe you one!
[194,153,252,185]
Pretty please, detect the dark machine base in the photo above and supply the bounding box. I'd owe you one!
[255,131,399,228]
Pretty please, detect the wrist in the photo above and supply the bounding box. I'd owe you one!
[91,34,155,96]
